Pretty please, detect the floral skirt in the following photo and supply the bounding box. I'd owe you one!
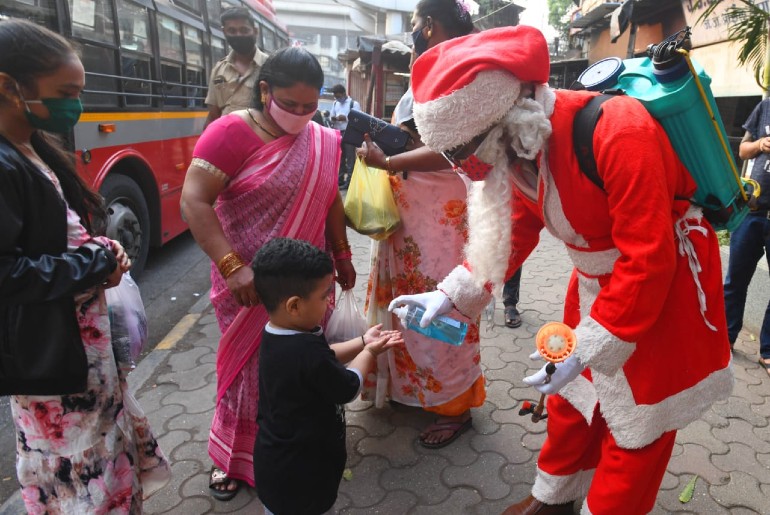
[12,292,170,514]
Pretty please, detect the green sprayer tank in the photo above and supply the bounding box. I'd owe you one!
[577,28,750,231]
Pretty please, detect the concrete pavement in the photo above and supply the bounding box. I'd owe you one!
[2,228,769,514]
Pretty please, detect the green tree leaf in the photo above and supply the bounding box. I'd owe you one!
[679,474,698,503]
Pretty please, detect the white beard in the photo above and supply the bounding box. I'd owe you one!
[463,86,555,290]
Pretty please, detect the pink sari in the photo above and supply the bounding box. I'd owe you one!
[201,121,339,485]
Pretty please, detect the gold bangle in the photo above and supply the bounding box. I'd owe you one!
[217,251,246,279]
[385,156,392,173]
[330,239,351,252]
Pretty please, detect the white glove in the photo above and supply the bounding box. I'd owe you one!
[522,355,585,395]
[388,290,453,328]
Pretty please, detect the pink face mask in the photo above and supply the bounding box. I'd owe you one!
[268,97,315,135]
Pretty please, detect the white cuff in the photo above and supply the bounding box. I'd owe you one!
[437,265,492,319]
[574,316,635,377]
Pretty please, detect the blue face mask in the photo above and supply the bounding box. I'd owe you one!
[411,26,429,57]
[23,97,83,133]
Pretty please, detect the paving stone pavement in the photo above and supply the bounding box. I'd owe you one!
[4,228,764,515]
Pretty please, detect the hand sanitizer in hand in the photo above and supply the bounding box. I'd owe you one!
[392,305,468,346]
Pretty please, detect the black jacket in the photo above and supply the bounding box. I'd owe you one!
[0,138,117,395]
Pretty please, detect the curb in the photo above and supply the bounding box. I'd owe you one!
[0,292,211,514]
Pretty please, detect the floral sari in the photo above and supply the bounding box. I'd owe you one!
[363,89,484,415]
[193,118,339,486]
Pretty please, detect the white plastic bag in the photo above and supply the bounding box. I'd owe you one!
[106,272,148,369]
[325,289,367,343]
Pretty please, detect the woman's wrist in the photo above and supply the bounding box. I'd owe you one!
[217,251,246,279]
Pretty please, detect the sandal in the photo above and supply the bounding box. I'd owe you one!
[419,417,473,449]
[209,465,239,501]
[759,357,770,376]
[504,306,522,328]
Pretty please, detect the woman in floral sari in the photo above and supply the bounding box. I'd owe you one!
[0,20,170,513]
[181,47,355,500]
[359,0,483,449]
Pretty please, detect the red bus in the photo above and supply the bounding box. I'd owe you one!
[2,0,288,274]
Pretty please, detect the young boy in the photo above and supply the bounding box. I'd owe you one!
[251,238,402,515]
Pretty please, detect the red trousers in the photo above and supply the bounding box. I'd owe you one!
[533,394,676,514]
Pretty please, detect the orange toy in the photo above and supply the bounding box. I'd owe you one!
[536,322,577,363]
[519,322,578,423]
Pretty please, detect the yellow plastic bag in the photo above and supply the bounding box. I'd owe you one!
[343,157,401,240]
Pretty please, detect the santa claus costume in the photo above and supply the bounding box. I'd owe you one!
[396,26,734,514]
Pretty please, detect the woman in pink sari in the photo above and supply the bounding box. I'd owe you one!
[181,47,356,501]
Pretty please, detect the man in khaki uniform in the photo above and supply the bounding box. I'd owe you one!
[204,7,269,128]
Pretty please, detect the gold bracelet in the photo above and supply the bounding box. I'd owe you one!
[385,156,392,173]
[330,239,351,252]
[217,251,246,279]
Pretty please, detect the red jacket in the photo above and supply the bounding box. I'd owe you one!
[440,90,733,449]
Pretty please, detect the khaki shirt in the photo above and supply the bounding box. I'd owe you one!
[205,49,269,115]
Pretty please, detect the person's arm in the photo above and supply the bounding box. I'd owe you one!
[204,104,222,129]
[181,165,258,306]
[330,323,402,363]
[358,134,449,172]
[0,171,119,303]
[325,192,356,290]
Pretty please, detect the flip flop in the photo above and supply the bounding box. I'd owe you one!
[504,306,522,328]
[419,418,473,449]
[759,357,770,376]
[209,466,239,501]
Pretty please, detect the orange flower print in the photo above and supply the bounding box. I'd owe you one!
[389,175,410,210]
[438,198,469,240]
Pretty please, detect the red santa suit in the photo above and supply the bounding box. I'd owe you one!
[409,27,734,514]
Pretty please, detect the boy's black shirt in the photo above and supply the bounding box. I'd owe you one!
[255,328,361,514]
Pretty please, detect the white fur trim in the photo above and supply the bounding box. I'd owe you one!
[437,265,492,319]
[567,247,620,277]
[577,274,600,320]
[580,498,592,515]
[595,359,734,449]
[532,467,594,505]
[558,375,597,425]
[413,71,523,152]
[540,150,589,248]
[574,316,636,377]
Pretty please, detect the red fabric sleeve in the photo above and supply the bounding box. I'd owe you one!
[504,187,544,283]
[192,114,264,178]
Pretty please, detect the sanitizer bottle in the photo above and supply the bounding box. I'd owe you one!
[392,305,468,346]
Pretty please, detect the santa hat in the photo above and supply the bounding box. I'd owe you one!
[412,26,557,292]
[412,25,552,153]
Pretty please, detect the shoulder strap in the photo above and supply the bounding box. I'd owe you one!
[573,94,613,191]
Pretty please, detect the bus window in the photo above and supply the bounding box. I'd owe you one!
[122,55,153,106]
[261,26,276,53]
[211,36,226,63]
[174,0,201,15]
[206,0,221,27]
[117,0,151,54]
[70,0,116,45]
[186,68,206,107]
[80,43,119,106]
[184,26,204,68]
[157,14,184,62]
[161,63,185,106]
[0,0,57,30]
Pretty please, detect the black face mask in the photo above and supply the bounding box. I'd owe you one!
[226,35,256,55]
[411,26,429,56]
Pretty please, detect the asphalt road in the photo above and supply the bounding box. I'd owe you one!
[0,231,211,504]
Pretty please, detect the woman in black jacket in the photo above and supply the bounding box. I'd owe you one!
[0,20,170,512]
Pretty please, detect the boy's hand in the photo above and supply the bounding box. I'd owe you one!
[364,330,404,356]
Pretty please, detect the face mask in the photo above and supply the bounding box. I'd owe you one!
[457,154,494,181]
[23,97,83,133]
[226,35,256,55]
[268,97,315,135]
[411,26,429,56]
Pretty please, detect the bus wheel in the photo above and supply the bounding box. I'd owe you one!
[101,174,150,277]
